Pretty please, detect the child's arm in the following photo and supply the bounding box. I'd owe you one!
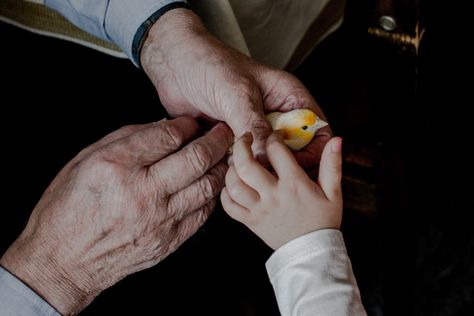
[221,132,366,316]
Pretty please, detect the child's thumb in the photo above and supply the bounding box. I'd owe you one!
[318,137,343,202]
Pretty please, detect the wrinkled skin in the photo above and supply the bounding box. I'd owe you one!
[0,118,233,315]
[1,8,332,315]
[141,8,332,169]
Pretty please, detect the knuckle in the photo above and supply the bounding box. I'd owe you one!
[159,122,186,149]
[175,224,192,243]
[196,203,214,225]
[149,174,170,200]
[227,183,242,199]
[248,116,270,133]
[79,152,119,176]
[93,125,138,149]
[117,124,139,135]
[326,160,342,172]
[195,210,208,226]
[186,142,213,174]
[199,174,221,200]
[165,196,183,216]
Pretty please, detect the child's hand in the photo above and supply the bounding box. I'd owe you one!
[221,132,343,250]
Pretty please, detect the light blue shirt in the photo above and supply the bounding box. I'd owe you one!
[44,0,188,66]
[0,266,59,316]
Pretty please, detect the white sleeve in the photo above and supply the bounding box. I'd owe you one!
[266,229,367,316]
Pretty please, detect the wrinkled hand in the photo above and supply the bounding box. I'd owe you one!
[0,118,233,315]
[221,132,343,250]
[141,8,331,169]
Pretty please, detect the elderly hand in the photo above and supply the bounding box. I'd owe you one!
[0,117,233,315]
[140,8,331,169]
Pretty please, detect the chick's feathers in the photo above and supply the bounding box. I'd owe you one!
[265,109,328,151]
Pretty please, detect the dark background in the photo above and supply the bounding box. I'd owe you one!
[1,0,473,315]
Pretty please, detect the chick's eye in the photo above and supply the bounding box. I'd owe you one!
[302,125,308,130]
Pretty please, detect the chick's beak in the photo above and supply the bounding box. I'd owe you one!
[316,119,329,129]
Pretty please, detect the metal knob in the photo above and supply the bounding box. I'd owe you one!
[379,15,397,32]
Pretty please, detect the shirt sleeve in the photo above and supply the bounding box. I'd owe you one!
[44,0,189,66]
[0,266,60,316]
[266,229,367,316]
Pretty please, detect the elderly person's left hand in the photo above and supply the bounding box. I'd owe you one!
[141,8,331,169]
[0,118,232,315]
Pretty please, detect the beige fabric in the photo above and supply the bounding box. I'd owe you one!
[190,0,346,69]
[226,0,343,68]
[0,0,345,69]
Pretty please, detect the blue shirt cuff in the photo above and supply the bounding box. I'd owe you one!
[45,0,189,66]
[0,266,60,316]
[131,2,191,68]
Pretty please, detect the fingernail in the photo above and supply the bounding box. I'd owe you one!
[331,137,342,153]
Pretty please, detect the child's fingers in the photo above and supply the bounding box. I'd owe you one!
[318,137,343,203]
[266,131,307,180]
[220,187,251,223]
[232,133,276,190]
[225,166,260,209]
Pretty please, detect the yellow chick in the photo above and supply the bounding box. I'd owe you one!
[266,109,328,151]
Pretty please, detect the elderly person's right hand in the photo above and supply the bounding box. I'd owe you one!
[141,8,332,169]
[0,117,232,315]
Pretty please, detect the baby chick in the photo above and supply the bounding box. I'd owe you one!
[266,109,328,151]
